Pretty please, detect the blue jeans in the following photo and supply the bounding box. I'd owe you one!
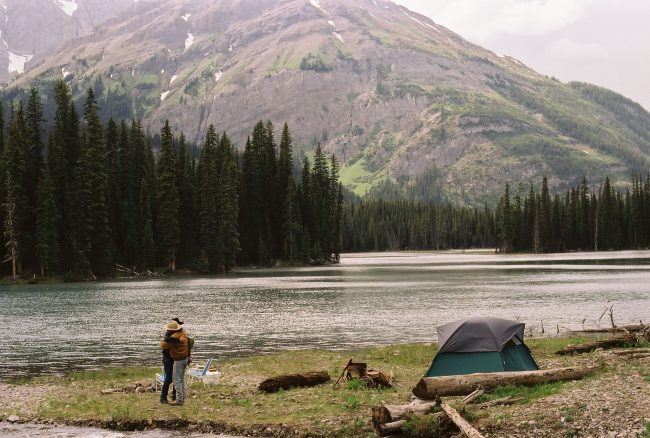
[172,358,188,402]
[160,357,176,402]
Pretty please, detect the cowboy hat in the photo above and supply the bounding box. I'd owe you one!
[165,320,182,331]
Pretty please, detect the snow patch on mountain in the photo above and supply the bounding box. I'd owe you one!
[328,20,335,28]
[8,51,32,74]
[184,33,194,51]
[214,70,223,82]
[332,31,344,44]
[170,75,177,85]
[310,0,326,15]
[2,4,7,23]
[62,67,71,78]
[406,14,440,33]
[228,43,233,52]
[160,91,170,101]
[54,0,78,17]
[181,13,191,22]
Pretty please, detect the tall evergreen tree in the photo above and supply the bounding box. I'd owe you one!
[156,120,179,271]
[35,168,59,277]
[276,123,293,259]
[4,102,28,274]
[68,88,112,278]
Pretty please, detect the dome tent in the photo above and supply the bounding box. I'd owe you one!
[425,317,539,377]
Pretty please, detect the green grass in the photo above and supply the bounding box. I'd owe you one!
[475,381,565,405]
[0,336,629,437]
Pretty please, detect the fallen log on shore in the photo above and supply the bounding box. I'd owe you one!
[555,333,638,355]
[412,366,600,399]
[571,324,647,334]
[372,400,439,426]
[258,371,330,393]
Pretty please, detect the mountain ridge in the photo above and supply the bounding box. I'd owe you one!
[5,0,650,202]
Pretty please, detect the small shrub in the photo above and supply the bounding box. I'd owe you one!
[343,395,360,410]
[345,378,366,390]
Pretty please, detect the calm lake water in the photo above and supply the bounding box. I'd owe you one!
[1,251,649,380]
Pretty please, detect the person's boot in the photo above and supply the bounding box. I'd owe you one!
[169,400,184,406]
[160,398,168,404]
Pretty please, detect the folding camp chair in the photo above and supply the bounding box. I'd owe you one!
[155,368,166,392]
[187,358,213,386]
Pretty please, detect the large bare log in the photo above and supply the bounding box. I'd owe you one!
[372,400,438,425]
[555,333,637,355]
[572,324,647,334]
[258,371,330,393]
[412,366,600,399]
[440,403,485,438]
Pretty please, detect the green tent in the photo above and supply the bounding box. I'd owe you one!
[425,317,539,377]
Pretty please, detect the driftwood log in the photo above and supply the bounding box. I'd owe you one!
[440,403,485,438]
[258,371,330,393]
[412,366,600,399]
[572,323,647,334]
[555,333,638,355]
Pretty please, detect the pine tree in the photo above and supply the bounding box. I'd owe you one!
[105,118,121,261]
[3,173,19,280]
[24,87,45,266]
[219,133,240,272]
[4,102,28,274]
[198,125,219,272]
[497,182,513,251]
[48,80,78,271]
[68,88,113,278]
[276,123,293,259]
[156,120,179,271]
[35,168,59,277]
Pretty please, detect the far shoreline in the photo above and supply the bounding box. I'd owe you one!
[3,248,650,286]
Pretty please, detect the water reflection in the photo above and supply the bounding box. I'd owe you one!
[1,251,649,379]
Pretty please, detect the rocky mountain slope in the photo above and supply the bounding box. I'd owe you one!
[0,0,140,83]
[8,0,650,201]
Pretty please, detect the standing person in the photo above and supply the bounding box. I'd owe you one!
[159,318,184,404]
[160,320,189,406]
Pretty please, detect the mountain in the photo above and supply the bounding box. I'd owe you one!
[0,0,140,83]
[7,0,650,202]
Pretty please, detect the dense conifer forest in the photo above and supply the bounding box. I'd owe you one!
[341,175,650,254]
[2,81,650,281]
[0,81,342,280]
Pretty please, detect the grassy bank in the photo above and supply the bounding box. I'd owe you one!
[1,336,648,437]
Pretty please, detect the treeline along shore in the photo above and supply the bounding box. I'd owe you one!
[0,81,342,280]
[2,80,650,280]
[341,175,650,253]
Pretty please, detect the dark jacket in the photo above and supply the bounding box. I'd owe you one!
[161,331,180,364]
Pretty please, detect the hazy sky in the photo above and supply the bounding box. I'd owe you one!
[396,0,650,110]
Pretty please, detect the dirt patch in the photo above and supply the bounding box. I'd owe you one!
[478,353,650,438]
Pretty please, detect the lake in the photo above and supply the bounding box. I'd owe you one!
[1,250,649,380]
